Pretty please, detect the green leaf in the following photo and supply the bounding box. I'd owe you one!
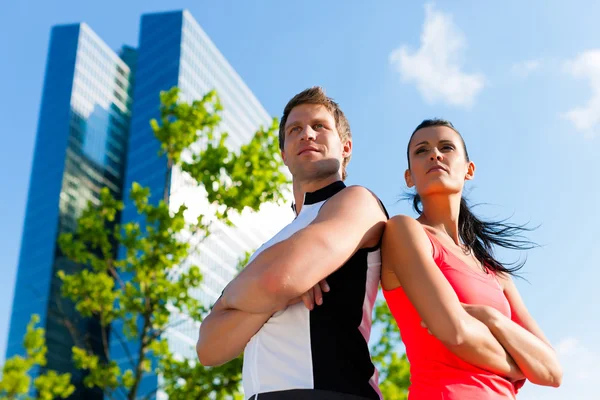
[371,298,411,399]
[34,371,75,400]
[0,315,74,400]
[34,85,295,399]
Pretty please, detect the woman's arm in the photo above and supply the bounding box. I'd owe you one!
[382,215,524,381]
[463,275,562,387]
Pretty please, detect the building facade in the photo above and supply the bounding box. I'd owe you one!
[111,10,292,397]
[6,9,291,399]
[5,23,134,399]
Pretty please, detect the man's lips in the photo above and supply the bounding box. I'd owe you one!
[298,148,319,155]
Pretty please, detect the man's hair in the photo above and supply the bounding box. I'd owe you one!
[278,87,352,180]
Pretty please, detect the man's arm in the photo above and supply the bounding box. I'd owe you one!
[222,186,387,314]
[196,297,272,367]
[197,285,327,366]
[383,215,524,381]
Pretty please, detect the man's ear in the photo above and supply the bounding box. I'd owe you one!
[342,138,352,159]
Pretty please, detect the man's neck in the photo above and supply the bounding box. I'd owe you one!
[293,174,342,214]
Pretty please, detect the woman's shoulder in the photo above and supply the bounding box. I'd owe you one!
[493,271,514,290]
[388,214,421,230]
[384,214,432,251]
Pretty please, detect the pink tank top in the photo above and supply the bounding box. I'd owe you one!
[383,229,525,399]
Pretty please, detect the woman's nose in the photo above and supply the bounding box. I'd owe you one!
[430,149,443,161]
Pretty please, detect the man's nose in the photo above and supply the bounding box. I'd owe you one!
[300,125,316,141]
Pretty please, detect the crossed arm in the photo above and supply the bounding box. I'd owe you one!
[382,215,524,381]
[197,186,387,366]
[463,275,562,387]
[196,298,272,366]
[383,215,562,387]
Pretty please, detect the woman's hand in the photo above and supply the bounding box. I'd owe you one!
[460,303,501,326]
[420,303,525,382]
[420,303,500,333]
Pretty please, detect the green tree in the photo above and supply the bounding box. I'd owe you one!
[54,87,288,400]
[371,300,411,400]
[0,315,75,400]
[4,85,410,399]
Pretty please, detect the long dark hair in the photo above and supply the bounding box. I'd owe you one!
[408,119,537,276]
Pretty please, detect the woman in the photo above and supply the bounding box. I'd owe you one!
[381,119,562,399]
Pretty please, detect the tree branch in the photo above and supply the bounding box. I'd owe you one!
[100,313,110,361]
[163,158,173,204]
[26,282,88,351]
[141,384,161,400]
[112,326,136,370]
[49,296,92,352]
[108,265,126,290]
[128,289,154,400]
[108,383,130,400]
[149,317,189,342]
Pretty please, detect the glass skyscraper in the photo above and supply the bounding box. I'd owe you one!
[6,9,291,399]
[110,10,292,397]
[5,23,134,399]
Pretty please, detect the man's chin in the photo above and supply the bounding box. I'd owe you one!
[294,160,341,181]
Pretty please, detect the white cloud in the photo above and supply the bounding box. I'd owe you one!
[553,337,600,382]
[511,60,541,78]
[389,3,485,109]
[562,338,600,381]
[555,336,578,357]
[561,50,600,138]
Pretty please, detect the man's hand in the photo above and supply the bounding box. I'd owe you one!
[284,279,330,310]
[222,186,386,314]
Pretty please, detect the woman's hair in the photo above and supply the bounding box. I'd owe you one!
[407,119,536,275]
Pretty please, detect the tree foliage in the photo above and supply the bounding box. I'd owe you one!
[0,315,75,400]
[2,86,411,399]
[371,300,411,399]
[55,87,288,399]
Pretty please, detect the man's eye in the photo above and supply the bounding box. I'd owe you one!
[313,123,324,130]
[289,126,301,134]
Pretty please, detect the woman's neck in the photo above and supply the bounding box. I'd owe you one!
[418,192,463,245]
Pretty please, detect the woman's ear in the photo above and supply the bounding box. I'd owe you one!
[465,161,475,181]
[405,169,414,188]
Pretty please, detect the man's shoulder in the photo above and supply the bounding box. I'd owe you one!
[325,185,388,220]
[344,184,380,197]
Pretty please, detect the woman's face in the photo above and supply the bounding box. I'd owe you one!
[405,126,475,198]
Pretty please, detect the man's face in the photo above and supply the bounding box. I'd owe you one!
[281,104,352,181]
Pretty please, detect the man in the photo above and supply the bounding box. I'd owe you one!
[197,87,388,399]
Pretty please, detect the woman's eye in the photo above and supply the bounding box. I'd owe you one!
[415,147,427,154]
[441,145,454,151]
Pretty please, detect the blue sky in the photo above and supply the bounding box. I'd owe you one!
[1,1,598,398]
